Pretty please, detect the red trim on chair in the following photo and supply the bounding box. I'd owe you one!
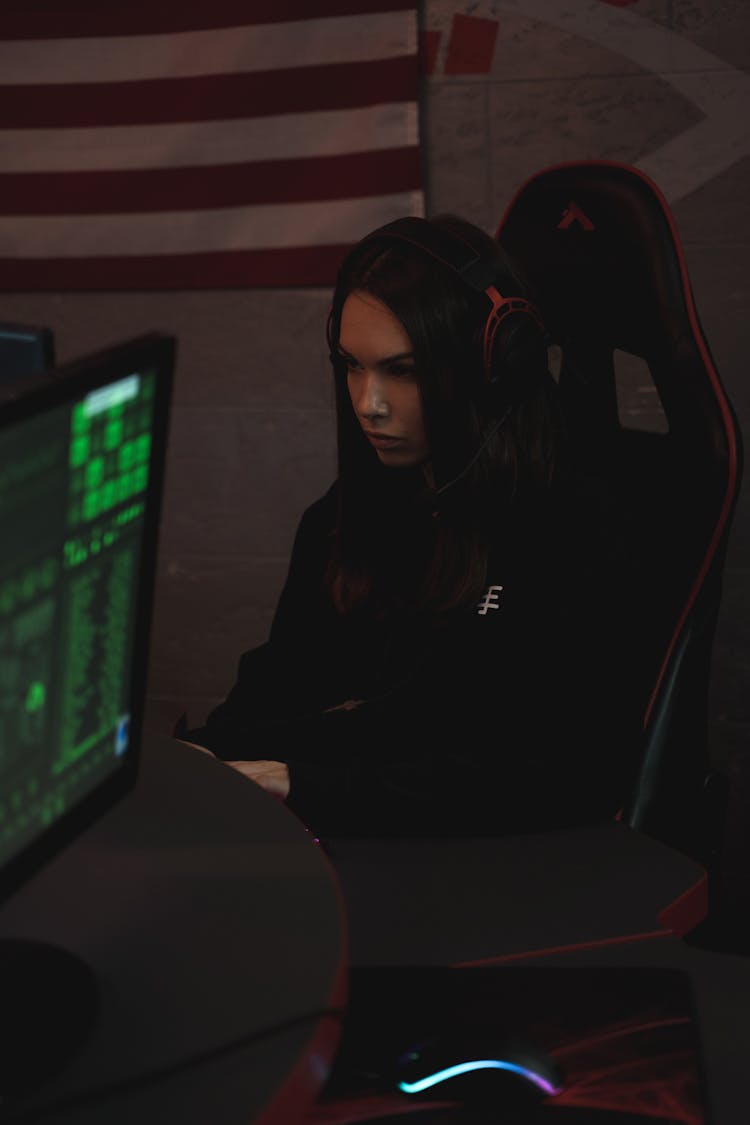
[636,173,740,727]
[456,928,674,967]
[657,871,709,937]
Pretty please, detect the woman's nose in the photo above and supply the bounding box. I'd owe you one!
[358,373,389,419]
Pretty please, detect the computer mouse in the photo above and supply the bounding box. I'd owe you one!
[394,1031,565,1112]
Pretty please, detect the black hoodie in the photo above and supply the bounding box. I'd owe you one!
[183,470,650,840]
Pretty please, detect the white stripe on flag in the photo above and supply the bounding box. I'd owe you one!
[0,12,416,85]
[0,5,422,287]
[0,191,425,258]
[0,103,419,174]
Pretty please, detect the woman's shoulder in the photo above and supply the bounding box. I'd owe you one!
[275,482,339,598]
[299,479,338,525]
[291,480,339,548]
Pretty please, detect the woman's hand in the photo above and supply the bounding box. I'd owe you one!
[225,760,291,800]
[176,739,290,800]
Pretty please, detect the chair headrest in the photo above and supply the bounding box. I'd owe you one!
[496,161,688,358]
[496,160,742,470]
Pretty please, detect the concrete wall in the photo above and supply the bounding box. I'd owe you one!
[2,0,748,766]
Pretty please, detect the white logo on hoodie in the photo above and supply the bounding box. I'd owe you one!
[476,584,504,615]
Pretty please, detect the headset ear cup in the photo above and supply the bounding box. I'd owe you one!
[484,315,548,416]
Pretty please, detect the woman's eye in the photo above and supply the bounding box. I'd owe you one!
[339,355,415,377]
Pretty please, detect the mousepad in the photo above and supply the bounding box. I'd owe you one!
[305,965,709,1124]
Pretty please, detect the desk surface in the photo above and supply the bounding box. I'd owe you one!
[0,735,347,1125]
[320,834,746,1125]
[0,740,718,1124]
[308,948,750,1125]
[326,824,707,967]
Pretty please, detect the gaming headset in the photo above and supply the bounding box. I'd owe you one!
[328,215,549,422]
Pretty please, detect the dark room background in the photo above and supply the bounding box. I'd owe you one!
[1,0,747,778]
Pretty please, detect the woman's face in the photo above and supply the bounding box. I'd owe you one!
[338,289,430,470]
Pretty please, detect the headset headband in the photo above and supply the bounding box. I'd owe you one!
[356,217,545,336]
[358,217,500,293]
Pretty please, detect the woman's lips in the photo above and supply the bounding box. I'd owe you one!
[364,430,404,449]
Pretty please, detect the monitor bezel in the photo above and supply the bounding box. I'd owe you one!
[0,331,175,905]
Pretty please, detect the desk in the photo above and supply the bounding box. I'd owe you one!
[310,948,750,1125]
[0,735,347,1125]
[325,825,707,966]
[320,834,747,1125]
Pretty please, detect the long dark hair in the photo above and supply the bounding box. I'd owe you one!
[326,213,567,617]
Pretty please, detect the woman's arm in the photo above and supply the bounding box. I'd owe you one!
[179,487,342,754]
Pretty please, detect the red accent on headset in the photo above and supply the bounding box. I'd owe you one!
[482,285,545,377]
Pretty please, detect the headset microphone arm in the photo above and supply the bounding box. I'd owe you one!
[433,406,512,497]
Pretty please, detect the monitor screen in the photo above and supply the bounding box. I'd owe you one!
[0,332,175,906]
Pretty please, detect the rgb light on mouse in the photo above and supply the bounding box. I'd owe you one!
[398,1058,564,1097]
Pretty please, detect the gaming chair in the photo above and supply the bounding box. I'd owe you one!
[495,160,743,865]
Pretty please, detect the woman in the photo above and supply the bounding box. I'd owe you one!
[178,213,645,839]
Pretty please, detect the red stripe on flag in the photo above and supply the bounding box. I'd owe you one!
[0,56,417,129]
[0,245,357,290]
[0,148,422,215]
[444,14,499,76]
[0,5,422,289]
[0,0,414,38]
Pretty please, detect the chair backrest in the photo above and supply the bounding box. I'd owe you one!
[495,160,743,861]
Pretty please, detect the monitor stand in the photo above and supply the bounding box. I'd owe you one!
[0,938,98,1096]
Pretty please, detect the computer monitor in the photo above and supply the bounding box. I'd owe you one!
[0,331,175,1092]
[0,321,56,384]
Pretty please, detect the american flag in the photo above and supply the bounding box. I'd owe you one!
[0,1,423,289]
